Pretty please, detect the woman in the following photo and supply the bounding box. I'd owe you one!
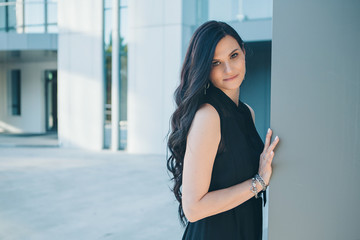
[167,21,279,240]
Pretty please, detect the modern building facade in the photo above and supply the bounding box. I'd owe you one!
[0,0,272,154]
[0,0,58,134]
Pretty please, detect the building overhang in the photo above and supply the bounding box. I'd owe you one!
[0,33,58,51]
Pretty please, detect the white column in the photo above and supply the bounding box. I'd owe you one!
[270,1,360,239]
[57,0,104,150]
[111,0,120,151]
[127,0,184,154]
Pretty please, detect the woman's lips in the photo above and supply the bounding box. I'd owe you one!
[223,74,239,81]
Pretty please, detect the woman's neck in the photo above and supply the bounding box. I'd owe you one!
[223,88,240,106]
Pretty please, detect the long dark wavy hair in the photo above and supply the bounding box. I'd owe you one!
[166,21,245,226]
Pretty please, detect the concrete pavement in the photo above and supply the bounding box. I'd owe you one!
[0,147,183,240]
[0,133,59,148]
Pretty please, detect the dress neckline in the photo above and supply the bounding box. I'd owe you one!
[208,84,245,113]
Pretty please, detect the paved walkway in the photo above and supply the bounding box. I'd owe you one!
[0,147,183,240]
[0,133,59,148]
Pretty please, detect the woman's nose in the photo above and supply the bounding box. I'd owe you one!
[223,61,232,74]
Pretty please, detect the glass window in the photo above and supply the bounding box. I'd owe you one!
[196,0,208,25]
[10,70,21,116]
[24,0,45,32]
[0,0,57,33]
[243,0,272,20]
[104,0,111,9]
[120,5,128,44]
[7,0,17,30]
[47,2,57,24]
[207,0,273,23]
[104,8,112,48]
[120,2,128,150]
[103,0,128,150]
[24,25,44,32]
[47,24,57,33]
[26,0,43,2]
[0,1,6,30]
[120,0,127,7]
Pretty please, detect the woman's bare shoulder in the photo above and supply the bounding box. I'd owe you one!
[187,103,220,143]
[194,103,220,128]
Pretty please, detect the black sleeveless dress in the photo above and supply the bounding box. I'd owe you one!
[182,84,266,240]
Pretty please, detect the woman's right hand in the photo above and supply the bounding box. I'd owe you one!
[258,128,279,186]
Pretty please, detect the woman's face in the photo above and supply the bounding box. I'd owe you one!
[209,35,245,93]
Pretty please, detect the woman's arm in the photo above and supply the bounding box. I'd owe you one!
[182,104,261,222]
[182,103,265,222]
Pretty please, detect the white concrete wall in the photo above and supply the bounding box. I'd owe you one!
[0,61,57,133]
[270,1,360,239]
[57,0,104,150]
[127,0,183,154]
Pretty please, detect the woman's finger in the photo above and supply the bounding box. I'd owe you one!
[264,128,272,151]
[268,136,280,152]
[268,151,275,164]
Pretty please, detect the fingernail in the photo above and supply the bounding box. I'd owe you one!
[275,136,278,140]
[267,128,270,133]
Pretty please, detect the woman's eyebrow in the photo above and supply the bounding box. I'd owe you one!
[229,48,239,56]
[213,48,240,61]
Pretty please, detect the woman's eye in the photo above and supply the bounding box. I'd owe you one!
[212,61,220,66]
[231,52,238,58]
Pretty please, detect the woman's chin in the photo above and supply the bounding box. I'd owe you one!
[219,80,243,90]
